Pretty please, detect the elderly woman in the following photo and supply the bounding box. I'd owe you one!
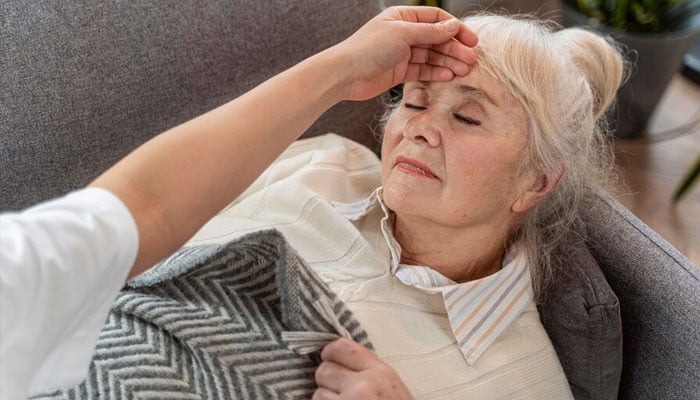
[0,6,625,400]
[182,12,625,400]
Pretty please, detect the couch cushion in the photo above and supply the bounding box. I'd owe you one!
[538,232,623,400]
[582,193,700,400]
[0,0,384,211]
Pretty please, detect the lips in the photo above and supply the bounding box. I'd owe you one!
[394,156,439,179]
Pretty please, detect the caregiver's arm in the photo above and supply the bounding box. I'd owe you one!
[90,6,477,278]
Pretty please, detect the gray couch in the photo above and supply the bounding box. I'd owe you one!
[2,1,698,399]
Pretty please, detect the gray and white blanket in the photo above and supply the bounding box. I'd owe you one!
[35,230,372,399]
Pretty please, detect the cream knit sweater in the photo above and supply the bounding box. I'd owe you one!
[188,134,573,399]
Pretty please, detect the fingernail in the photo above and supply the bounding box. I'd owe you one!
[442,19,460,32]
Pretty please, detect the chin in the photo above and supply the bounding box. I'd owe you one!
[382,181,429,216]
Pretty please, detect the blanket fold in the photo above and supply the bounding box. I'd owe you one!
[34,230,372,400]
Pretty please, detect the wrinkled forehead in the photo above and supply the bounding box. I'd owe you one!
[459,14,559,115]
[404,66,514,108]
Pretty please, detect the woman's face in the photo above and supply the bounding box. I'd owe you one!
[381,66,532,232]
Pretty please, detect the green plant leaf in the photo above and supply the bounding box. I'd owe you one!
[571,0,698,33]
[614,0,631,28]
[577,0,593,14]
[673,154,700,202]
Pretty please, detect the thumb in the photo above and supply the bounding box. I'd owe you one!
[402,19,462,45]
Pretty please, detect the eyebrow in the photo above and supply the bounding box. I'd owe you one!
[415,81,499,107]
[456,84,499,107]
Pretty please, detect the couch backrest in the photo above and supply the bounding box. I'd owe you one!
[0,0,384,211]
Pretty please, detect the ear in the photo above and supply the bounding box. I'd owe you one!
[512,163,566,213]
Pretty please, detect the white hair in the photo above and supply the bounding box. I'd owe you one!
[461,14,627,298]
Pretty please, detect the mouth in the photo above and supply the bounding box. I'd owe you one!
[394,156,439,180]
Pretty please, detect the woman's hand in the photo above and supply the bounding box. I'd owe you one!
[334,6,478,101]
[313,338,414,400]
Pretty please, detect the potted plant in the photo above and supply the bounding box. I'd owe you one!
[414,0,444,7]
[561,0,700,138]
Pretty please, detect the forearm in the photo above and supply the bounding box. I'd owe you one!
[91,48,348,277]
[90,6,478,279]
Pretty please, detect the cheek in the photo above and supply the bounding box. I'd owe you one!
[447,145,522,200]
[381,113,402,145]
[380,114,404,170]
[450,145,496,178]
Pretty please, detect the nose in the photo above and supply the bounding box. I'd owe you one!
[404,111,441,147]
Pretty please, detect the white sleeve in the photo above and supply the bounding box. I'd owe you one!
[0,188,139,399]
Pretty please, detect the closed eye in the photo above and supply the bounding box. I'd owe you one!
[454,114,481,126]
[404,103,426,110]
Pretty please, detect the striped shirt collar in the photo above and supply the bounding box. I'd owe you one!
[332,187,534,365]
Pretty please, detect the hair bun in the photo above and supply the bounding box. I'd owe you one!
[555,28,626,120]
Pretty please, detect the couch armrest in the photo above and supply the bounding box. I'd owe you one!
[583,193,700,400]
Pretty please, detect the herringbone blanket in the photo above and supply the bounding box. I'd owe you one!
[34,230,372,399]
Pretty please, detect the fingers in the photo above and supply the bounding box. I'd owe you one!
[429,39,477,65]
[315,339,414,399]
[389,6,478,48]
[391,5,455,23]
[315,360,351,393]
[339,5,479,100]
[392,17,477,78]
[405,64,455,83]
[410,46,471,76]
[312,387,341,400]
[397,19,477,53]
[407,42,467,80]
[320,338,376,372]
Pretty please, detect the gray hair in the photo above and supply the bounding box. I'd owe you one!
[381,14,627,299]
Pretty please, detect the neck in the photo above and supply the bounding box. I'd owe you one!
[393,214,512,283]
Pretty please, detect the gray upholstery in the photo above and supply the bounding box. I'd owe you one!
[583,194,700,400]
[0,0,384,211]
[2,2,698,400]
[539,232,623,400]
